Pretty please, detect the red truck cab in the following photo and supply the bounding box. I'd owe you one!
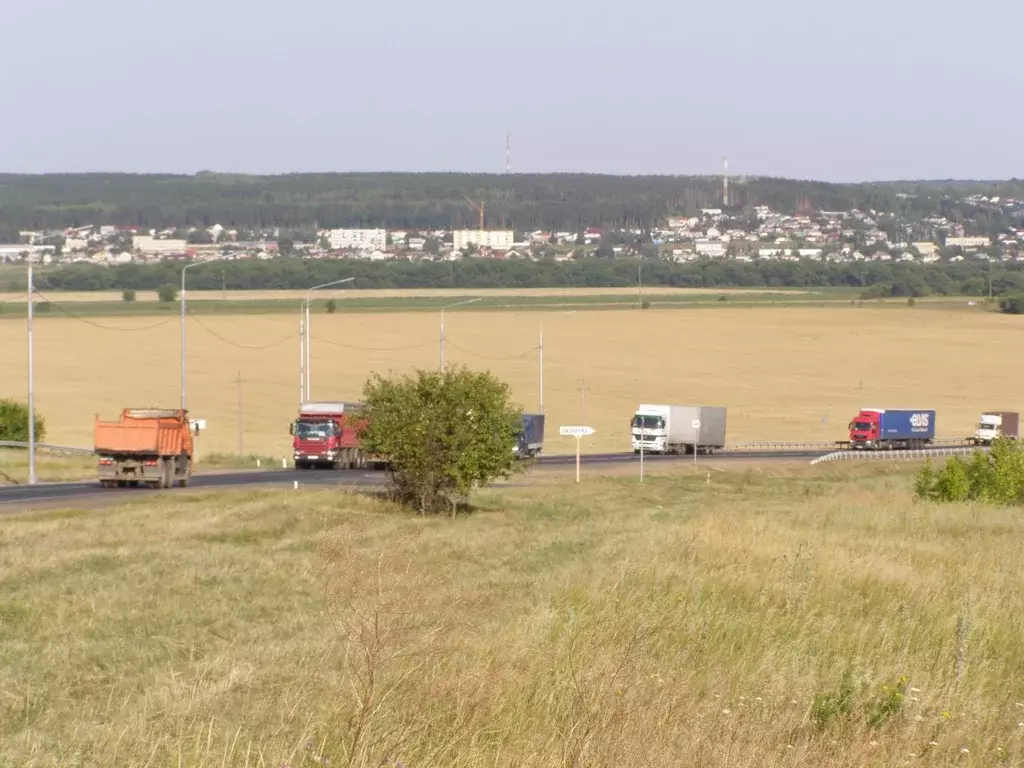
[291,401,369,469]
[848,409,881,447]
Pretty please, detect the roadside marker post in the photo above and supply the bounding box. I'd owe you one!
[691,419,701,465]
[559,425,596,483]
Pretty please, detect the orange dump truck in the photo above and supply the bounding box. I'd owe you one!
[93,408,194,489]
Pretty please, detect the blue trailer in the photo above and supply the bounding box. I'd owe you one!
[514,413,545,459]
[848,408,936,450]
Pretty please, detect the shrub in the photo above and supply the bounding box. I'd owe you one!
[906,297,915,307]
[916,437,1024,504]
[0,399,46,443]
[999,294,1024,314]
[122,289,136,302]
[640,300,650,310]
[157,284,177,303]
[358,366,528,515]
[325,298,337,314]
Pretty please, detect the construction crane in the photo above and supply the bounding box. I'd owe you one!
[464,195,485,230]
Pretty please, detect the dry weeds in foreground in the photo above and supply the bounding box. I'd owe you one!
[1,463,1023,766]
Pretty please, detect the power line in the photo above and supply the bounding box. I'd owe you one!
[445,340,535,361]
[31,292,177,331]
[311,334,436,353]
[187,311,298,350]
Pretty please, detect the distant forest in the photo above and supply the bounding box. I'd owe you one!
[0,173,1022,234]
[18,257,1024,299]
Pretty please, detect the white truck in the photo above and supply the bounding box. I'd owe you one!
[630,404,727,455]
[972,411,1020,445]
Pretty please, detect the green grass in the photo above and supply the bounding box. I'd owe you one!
[1,463,1023,766]
[0,290,991,323]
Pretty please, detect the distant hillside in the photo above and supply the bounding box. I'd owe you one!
[0,172,1021,234]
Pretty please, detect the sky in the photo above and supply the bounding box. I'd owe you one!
[2,0,1021,182]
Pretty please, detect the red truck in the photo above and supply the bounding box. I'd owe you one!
[290,401,379,470]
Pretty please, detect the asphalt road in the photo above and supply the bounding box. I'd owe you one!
[0,449,833,511]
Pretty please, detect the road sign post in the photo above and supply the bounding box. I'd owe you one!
[559,425,595,483]
[692,419,701,465]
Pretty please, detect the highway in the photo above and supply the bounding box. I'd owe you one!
[0,449,832,511]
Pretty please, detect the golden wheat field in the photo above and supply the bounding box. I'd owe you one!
[0,305,1014,456]
[0,286,814,303]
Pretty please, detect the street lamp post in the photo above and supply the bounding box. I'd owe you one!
[27,260,37,485]
[439,298,481,372]
[302,277,354,401]
[181,257,230,410]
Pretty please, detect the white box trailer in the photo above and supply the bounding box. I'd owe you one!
[630,404,727,455]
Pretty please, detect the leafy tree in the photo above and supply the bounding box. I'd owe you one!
[277,237,294,256]
[325,298,336,314]
[358,366,527,515]
[122,288,136,302]
[157,284,177,303]
[0,399,46,443]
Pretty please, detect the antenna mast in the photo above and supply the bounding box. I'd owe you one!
[722,156,729,207]
[505,132,512,174]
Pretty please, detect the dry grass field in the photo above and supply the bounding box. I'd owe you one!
[0,286,815,303]
[0,305,1013,456]
[2,463,1023,766]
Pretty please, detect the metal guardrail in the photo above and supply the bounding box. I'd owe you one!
[727,441,839,451]
[811,446,988,465]
[0,441,94,456]
[728,437,978,453]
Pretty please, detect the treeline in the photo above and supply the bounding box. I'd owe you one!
[31,257,1024,298]
[1,172,1022,234]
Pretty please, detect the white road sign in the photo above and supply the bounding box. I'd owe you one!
[691,419,701,429]
[560,425,595,437]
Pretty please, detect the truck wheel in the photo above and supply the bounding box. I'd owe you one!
[178,476,190,488]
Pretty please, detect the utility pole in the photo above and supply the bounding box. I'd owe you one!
[579,379,589,421]
[236,370,244,456]
[298,306,305,402]
[27,260,37,485]
[638,262,643,307]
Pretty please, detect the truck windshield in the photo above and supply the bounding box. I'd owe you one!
[632,415,664,429]
[852,421,873,431]
[294,421,336,439]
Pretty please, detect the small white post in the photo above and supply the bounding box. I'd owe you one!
[640,437,644,483]
[293,480,298,490]
[281,458,286,468]
[575,436,581,483]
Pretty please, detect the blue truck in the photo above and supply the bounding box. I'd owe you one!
[848,408,936,450]
[514,413,545,459]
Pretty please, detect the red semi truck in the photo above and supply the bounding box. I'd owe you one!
[290,401,382,470]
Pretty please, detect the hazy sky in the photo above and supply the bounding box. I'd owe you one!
[3,0,1020,181]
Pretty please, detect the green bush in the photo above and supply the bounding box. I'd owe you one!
[325,298,337,314]
[916,437,1024,504]
[999,294,1024,314]
[157,284,177,303]
[0,399,46,443]
[122,289,136,302]
[358,366,528,515]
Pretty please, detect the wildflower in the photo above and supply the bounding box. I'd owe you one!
[721,708,731,715]
[941,710,952,720]
[869,741,879,747]
[959,747,970,754]
[929,742,938,747]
